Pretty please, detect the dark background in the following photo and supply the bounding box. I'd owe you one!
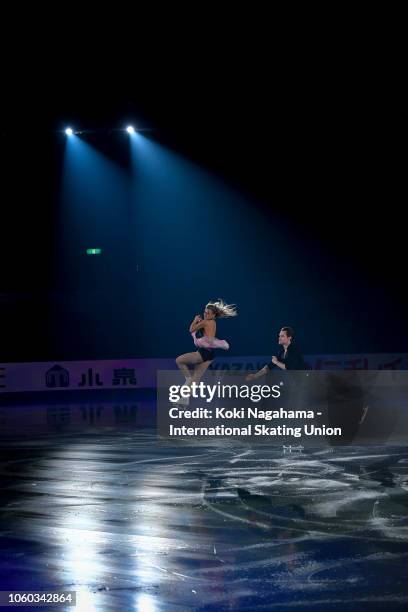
[0,61,405,362]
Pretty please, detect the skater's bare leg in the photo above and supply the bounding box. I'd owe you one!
[176,352,203,381]
[191,359,212,384]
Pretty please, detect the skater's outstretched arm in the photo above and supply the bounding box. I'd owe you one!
[246,365,269,381]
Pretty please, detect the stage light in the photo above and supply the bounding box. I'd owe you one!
[126,126,135,134]
[65,128,73,136]
[86,248,102,255]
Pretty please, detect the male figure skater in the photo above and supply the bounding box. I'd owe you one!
[246,327,308,380]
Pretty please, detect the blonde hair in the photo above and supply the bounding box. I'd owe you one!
[206,299,237,318]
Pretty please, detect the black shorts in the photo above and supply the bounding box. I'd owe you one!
[198,347,215,362]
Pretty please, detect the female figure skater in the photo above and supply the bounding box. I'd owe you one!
[176,299,237,385]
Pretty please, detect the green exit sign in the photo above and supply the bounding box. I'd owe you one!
[86,248,102,255]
